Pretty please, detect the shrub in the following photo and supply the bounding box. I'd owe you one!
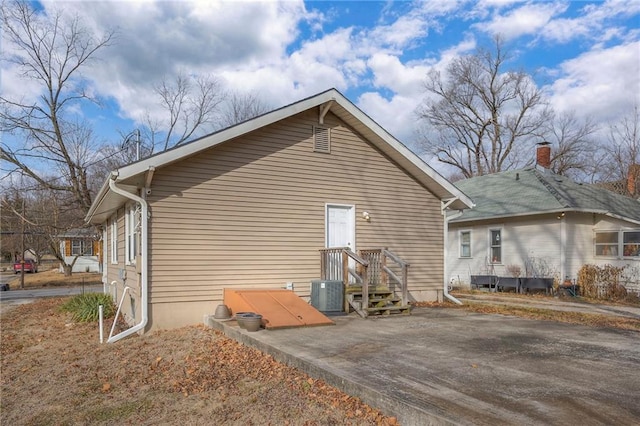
[60,293,115,322]
[577,264,628,301]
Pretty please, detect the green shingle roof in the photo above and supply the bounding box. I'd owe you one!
[452,168,640,224]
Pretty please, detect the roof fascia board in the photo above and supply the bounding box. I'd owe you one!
[605,212,640,226]
[451,208,640,225]
[85,183,139,224]
[85,177,111,222]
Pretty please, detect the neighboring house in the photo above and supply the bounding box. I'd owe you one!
[58,228,102,273]
[85,88,472,335]
[447,145,640,289]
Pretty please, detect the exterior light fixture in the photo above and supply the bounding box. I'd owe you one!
[362,211,371,221]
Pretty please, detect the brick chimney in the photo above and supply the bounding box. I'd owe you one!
[628,164,640,196]
[536,142,551,169]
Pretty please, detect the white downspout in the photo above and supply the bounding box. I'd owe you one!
[442,199,463,305]
[107,173,149,343]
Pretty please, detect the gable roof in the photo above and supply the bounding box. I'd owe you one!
[452,168,640,225]
[86,88,473,224]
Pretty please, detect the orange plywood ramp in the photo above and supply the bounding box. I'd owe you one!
[224,289,334,329]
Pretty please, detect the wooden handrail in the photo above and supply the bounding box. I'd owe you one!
[320,247,409,316]
[382,248,409,306]
[342,248,369,313]
[382,248,410,267]
[343,249,369,266]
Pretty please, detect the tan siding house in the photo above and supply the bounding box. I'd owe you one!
[86,89,472,338]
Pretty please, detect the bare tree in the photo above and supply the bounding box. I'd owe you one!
[417,36,552,178]
[602,105,640,197]
[1,182,87,276]
[144,72,226,153]
[546,112,600,179]
[219,90,271,129]
[0,0,114,213]
[0,1,113,275]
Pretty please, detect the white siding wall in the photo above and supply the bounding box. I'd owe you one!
[448,215,563,286]
[448,212,640,288]
[59,256,100,273]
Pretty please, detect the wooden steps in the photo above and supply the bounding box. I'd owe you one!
[346,286,411,318]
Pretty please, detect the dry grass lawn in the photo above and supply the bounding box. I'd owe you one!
[4,274,637,424]
[455,303,640,330]
[6,268,102,289]
[0,298,398,426]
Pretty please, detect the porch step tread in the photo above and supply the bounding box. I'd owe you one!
[368,297,401,303]
[348,291,394,297]
[365,305,411,315]
[346,286,391,294]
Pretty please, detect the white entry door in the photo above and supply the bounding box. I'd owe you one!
[326,204,355,250]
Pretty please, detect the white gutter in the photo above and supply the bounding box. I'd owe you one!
[106,172,149,343]
[442,199,464,305]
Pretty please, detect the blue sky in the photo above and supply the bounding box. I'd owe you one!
[2,0,639,176]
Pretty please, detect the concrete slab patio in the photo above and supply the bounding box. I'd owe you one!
[207,307,640,426]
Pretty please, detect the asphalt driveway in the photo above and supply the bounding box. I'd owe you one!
[208,307,640,426]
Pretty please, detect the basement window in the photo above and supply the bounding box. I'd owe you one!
[313,126,330,153]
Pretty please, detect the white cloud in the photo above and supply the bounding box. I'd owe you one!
[547,41,640,122]
[368,14,430,50]
[2,0,637,170]
[53,1,309,126]
[475,2,568,39]
[368,54,429,94]
[541,0,640,44]
[357,92,422,146]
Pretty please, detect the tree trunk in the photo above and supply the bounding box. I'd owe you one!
[62,263,73,277]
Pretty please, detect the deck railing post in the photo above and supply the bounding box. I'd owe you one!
[401,264,408,306]
[342,249,349,285]
[362,262,369,313]
[320,250,326,280]
[342,249,349,312]
[381,247,388,288]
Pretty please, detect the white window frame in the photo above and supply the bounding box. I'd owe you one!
[489,228,502,264]
[71,239,92,256]
[125,204,139,265]
[110,216,118,264]
[623,230,640,258]
[459,230,471,258]
[595,229,640,258]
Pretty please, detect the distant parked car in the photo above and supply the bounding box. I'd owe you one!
[13,259,38,274]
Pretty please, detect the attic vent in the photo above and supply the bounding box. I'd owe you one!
[313,126,330,153]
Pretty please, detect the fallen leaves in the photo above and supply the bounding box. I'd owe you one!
[1,297,398,425]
